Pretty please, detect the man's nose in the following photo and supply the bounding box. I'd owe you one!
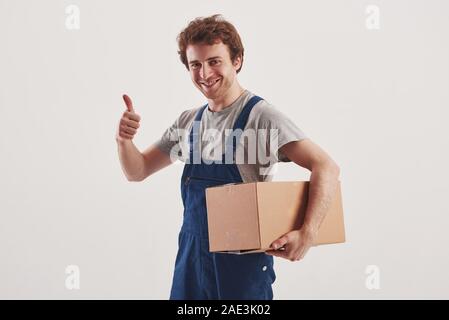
[200,64,211,79]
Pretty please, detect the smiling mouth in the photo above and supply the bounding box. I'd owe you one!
[200,78,221,88]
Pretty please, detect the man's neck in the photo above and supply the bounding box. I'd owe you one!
[207,84,245,112]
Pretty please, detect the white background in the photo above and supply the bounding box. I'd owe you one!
[0,0,448,299]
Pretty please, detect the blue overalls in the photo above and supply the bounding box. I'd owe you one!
[169,96,276,300]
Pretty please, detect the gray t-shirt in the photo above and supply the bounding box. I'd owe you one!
[156,90,308,182]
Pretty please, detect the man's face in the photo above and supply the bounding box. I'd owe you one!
[186,41,241,100]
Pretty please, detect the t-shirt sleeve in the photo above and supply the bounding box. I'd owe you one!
[258,106,308,162]
[155,117,179,156]
[155,110,193,161]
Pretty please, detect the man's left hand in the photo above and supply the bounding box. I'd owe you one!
[265,228,317,262]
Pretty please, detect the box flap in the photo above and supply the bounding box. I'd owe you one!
[257,181,345,247]
[256,181,308,249]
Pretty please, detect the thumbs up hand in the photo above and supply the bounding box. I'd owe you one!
[116,94,141,142]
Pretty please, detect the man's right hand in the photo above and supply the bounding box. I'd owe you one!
[116,94,141,142]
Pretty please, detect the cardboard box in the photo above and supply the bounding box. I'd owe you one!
[205,181,345,254]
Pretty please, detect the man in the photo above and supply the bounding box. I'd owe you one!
[116,14,340,300]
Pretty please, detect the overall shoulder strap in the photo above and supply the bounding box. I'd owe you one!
[224,95,263,158]
[232,95,263,131]
[189,104,208,160]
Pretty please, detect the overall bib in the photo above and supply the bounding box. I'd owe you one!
[169,96,276,300]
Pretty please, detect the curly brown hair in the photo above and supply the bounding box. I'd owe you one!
[177,14,244,73]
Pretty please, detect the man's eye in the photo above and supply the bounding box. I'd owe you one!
[210,60,219,65]
[191,63,200,69]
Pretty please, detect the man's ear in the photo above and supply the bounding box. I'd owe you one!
[233,55,242,71]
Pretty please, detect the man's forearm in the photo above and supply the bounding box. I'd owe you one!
[116,139,145,181]
[302,163,340,235]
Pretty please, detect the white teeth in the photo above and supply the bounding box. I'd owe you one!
[201,78,220,86]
